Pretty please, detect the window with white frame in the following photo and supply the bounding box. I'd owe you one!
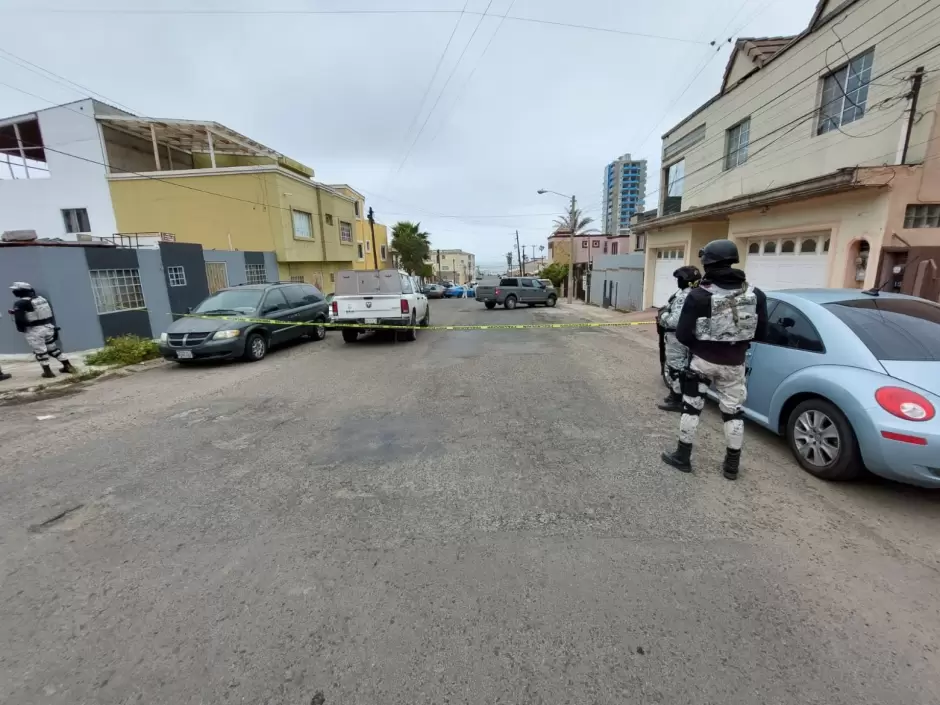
[246,263,266,284]
[89,269,146,314]
[167,265,187,287]
[817,49,874,135]
[354,201,361,217]
[339,221,352,243]
[724,118,750,170]
[356,242,364,259]
[291,210,313,238]
[62,208,91,234]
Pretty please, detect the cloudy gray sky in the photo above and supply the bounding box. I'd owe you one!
[0,0,818,267]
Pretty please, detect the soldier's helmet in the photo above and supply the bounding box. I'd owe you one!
[698,239,739,266]
[672,265,701,285]
[10,281,35,296]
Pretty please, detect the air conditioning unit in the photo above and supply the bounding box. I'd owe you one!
[76,233,93,242]
[1,229,38,242]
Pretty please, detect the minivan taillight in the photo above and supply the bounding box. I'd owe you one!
[400,298,409,314]
[875,386,935,422]
[331,300,338,316]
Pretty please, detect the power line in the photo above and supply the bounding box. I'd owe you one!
[6,7,708,45]
[390,0,496,178]
[0,47,138,114]
[382,0,470,191]
[425,0,517,149]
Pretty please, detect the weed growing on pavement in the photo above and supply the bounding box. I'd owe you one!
[85,335,161,367]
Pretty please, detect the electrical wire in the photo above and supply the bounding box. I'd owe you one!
[390,0,496,178]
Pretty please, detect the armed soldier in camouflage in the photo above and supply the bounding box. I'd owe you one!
[10,282,75,379]
[657,265,701,412]
[661,240,768,480]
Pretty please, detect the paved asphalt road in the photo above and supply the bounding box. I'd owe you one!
[1,299,938,704]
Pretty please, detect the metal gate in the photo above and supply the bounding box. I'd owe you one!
[205,262,228,293]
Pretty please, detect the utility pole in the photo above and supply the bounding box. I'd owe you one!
[515,230,522,277]
[367,207,379,269]
[901,66,925,164]
[567,195,576,304]
[436,249,441,282]
[521,245,527,275]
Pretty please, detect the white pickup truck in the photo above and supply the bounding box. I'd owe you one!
[331,269,430,343]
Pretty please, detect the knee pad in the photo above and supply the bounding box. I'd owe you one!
[681,401,703,416]
[721,410,744,422]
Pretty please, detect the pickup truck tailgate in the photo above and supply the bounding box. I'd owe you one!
[334,295,402,320]
[476,284,497,299]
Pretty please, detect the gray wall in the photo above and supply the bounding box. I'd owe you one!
[0,247,105,354]
[138,249,173,338]
[589,253,645,311]
[262,251,279,282]
[159,242,210,320]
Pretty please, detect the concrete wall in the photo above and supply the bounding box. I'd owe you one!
[659,0,939,211]
[0,99,118,241]
[262,251,279,283]
[589,253,645,311]
[137,249,173,338]
[0,247,105,354]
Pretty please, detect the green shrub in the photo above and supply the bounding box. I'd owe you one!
[85,335,160,367]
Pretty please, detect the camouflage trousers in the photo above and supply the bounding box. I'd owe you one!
[677,355,747,450]
[663,332,689,394]
[24,324,67,367]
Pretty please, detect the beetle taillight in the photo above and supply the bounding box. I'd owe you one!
[875,386,935,422]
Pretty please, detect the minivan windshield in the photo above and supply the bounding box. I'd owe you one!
[192,289,263,314]
[825,298,940,361]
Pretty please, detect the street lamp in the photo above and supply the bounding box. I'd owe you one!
[538,188,577,304]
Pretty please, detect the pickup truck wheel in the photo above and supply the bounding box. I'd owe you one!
[342,329,359,343]
[420,307,430,327]
[504,295,517,310]
[398,314,418,342]
[546,295,557,307]
[243,332,267,362]
[484,301,496,310]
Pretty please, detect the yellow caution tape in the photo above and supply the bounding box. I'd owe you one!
[173,312,655,331]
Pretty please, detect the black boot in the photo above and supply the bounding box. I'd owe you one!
[657,392,683,412]
[661,441,693,473]
[59,359,75,374]
[0,366,11,382]
[722,448,741,480]
[40,364,55,379]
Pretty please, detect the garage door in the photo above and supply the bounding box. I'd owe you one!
[652,247,685,307]
[744,235,830,291]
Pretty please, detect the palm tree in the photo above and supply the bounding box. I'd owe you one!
[391,221,431,275]
[553,207,597,236]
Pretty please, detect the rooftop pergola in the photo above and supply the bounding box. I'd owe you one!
[97,115,313,177]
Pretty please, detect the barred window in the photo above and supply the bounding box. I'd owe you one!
[904,204,940,228]
[340,221,353,243]
[290,275,305,282]
[246,263,267,284]
[89,268,146,314]
[167,265,187,287]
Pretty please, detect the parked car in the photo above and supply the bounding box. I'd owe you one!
[331,269,429,343]
[423,284,447,299]
[444,284,475,298]
[538,278,556,291]
[475,276,557,310]
[159,282,329,363]
[709,289,940,488]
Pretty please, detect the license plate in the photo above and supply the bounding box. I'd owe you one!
[177,350,193,359]
[364,318,378,325]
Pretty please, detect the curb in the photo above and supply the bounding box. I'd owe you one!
[0,358,170,405]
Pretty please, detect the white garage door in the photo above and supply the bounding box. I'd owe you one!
[652,247,685,307]
[744,234,830,291]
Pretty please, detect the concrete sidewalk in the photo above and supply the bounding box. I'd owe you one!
[0,355,102,394]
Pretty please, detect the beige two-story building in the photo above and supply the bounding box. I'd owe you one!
[634,0,940,308]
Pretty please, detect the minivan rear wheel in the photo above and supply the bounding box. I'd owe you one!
[786,398,862,481]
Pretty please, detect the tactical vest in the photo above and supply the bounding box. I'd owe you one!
[660,287,690,332]
[694,283,758,343]
[23,296,54,325]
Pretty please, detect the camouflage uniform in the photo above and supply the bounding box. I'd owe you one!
[10,282,74,378]
[658,288,691,395]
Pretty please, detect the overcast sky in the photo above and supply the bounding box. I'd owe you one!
[0,0,819,267]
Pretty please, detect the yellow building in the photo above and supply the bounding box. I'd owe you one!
[101,115,360,292]
[328,185,392,271]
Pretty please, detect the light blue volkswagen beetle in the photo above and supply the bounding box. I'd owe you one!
[712,289,940,487]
